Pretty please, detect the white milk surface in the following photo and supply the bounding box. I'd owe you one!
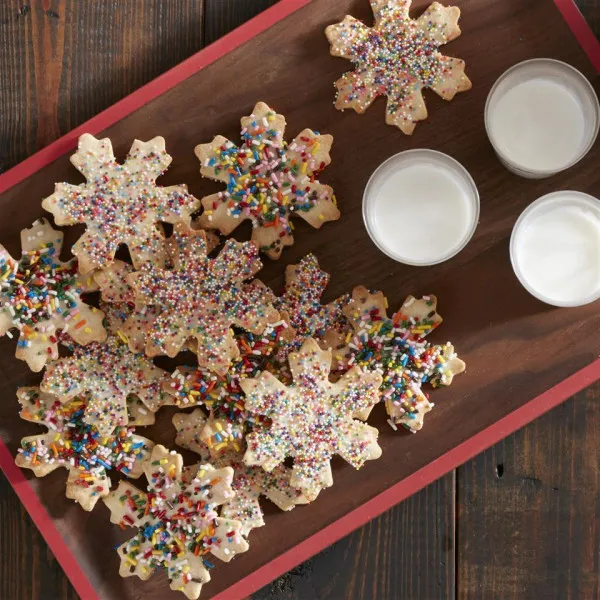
[514,198,600,304]
[371,162,474,264]
[489,78,585,171]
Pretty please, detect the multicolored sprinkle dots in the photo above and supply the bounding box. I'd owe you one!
[127,222,280,374]
[325,0,472,134]
[324,286,465,432]
[42,134,200,272]
[41,324,172,437]
[103,445,249,599]
[0,218,106,372]
[195,102,340,258]
[274,253,348,360]
[173,409,312,537]
[166,317,293,436]
[241,338,383,497]
[15,387,153,511]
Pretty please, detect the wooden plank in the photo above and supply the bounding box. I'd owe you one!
[457,382,600,600]
[0,472,78,600]
[204,0,278,45]
[0,0,205,170]
[253,472,456,600]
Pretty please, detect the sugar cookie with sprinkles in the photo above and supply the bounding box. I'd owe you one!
[0,218,106,372]
[94,231,221,351]
[42,133,201,273]
[174,409,313,537]
[93,259,157,353]
[241,338,382,497]
[325,0,472,134]
[324,286,465,433]
[15,387,153,511]
[103,444,249,599]
[40,307,172,437]
[127,222,280,374]
[173,408,211,460]
[94,250,220,355]
[195,101,340,259]
[165,317,294,443]
[274,253,349,361]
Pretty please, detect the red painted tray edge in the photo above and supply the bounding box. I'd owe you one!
[0,1,598,599]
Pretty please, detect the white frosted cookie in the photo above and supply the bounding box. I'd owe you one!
[127,222,280,374]
[41,304,172,437]
[241,338,382,497]
[173,409,313,537]
[323,285,465,432]
[15,387,153,511]
[274,253,349,361]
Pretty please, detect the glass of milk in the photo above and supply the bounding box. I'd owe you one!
[485,59,599,178]
[362,149,480,266]
[510,191,600,307]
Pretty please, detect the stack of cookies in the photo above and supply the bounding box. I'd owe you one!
[2,100,465,599]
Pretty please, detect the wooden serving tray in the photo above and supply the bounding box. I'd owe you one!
[1,1,599,599]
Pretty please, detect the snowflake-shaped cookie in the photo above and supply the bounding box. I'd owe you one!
[275,253,348,361]
[0,218,106,372]
[195,101,340,259]
[93,260,155,353]
[40,323,171,437]
[15,387,153,511]
[173,409,312,537]
[93,232,223,353]
[241,338,383,496]
[104,445,249,600]
[325,286,465,432]
[325,0,472,134]
[42,134,201,273]
[127,222,279,374]
[166,318,294,446]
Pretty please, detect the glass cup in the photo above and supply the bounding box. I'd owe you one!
[485,58,599,179]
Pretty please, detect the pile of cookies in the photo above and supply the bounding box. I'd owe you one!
[1,1,473,596]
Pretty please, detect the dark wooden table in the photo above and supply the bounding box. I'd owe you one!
[0,1,598,599]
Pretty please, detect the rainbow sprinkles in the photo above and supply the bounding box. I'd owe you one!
[16,387,154,511]
[0,218,105,372]
[323,286,466,432]
[103,445,249,600]
[195,101,340,259]
[325,0,472,134]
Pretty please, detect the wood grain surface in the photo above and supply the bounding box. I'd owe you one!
[457,384,600,600]
[0,1,599,599]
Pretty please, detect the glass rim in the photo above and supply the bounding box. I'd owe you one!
[362,149,481,267]
[509,190,600,307]
[484,58,600,176]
